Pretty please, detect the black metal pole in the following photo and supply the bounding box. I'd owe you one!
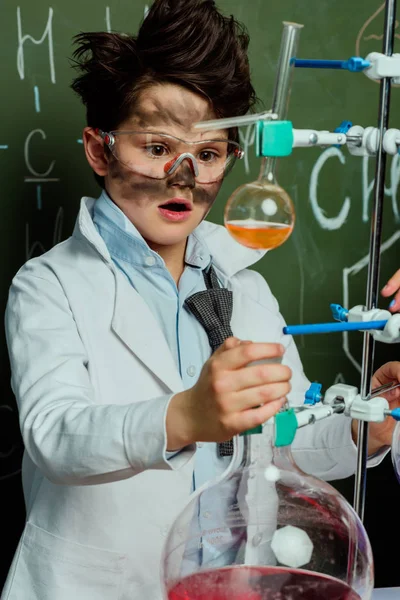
[353,0,397,519]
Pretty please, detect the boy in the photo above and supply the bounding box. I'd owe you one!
[2,1,400,598]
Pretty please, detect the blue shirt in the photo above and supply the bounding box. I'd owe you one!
[92,190,232,492]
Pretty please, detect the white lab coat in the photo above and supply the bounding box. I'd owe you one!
[2,197,360,600]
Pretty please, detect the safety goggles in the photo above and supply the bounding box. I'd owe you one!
[95,129,244,184]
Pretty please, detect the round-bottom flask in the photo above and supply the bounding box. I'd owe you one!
[162,421,374,600]
[224,158,295,251]
[224,180,295,250]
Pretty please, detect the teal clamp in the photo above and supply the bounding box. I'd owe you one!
[275,409,298,447]
[241,425,262,436]
[256,120,294,158]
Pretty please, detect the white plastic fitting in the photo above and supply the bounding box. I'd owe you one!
[295,405,334,428]
[347,305,391,323]
[346,125,365,156]
[364,52,400,81]
[372,313,400,344]
[345,126,379,157]
[362,127,380,156]
[323,383,359,416]
[292,129,347,147]
[383,128,400,155]
[323,383,389,423]
[349,395,389,423]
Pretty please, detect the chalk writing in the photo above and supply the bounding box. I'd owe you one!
[17,7,56,84]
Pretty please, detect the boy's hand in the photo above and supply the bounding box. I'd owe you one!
[166,337,291,450]
[381,268,400,312]
[352,361,400,455]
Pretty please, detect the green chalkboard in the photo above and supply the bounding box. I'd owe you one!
[0,0,399,587]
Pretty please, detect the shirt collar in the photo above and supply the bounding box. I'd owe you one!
[92,190,211,270]
[73,197,266,279]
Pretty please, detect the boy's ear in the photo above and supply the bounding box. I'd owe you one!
[83,127,109,176]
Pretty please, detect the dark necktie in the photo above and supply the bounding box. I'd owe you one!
[185,265,234,456]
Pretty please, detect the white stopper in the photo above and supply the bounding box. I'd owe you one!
[271,525,314,568]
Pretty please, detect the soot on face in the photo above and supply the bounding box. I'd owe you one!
[108,158,220,209]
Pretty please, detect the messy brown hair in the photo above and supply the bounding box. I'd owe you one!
[71,0,257,187]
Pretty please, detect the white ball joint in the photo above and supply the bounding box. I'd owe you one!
[383,128,400,156]
[346,125,379,157]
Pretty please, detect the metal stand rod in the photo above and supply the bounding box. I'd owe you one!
[353,0,397,520]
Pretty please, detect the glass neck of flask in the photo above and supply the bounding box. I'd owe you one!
[258,156,278,185]
[239,419,298,472]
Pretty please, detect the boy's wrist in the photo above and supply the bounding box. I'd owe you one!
[166,390,196,451]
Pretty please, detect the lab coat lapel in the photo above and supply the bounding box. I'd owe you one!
[112,270,184,393]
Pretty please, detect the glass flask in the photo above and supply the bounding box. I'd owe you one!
[162,421,374,600]
[224,21,301,251]
[224,156,295,250]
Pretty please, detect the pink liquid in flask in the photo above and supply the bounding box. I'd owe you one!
[167,565,361,600]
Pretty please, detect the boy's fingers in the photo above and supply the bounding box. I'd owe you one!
[382,268,400,296]
[233,398,287,433]
[227,381,291,411]
[213,342,285,371]
[215,363,292,394]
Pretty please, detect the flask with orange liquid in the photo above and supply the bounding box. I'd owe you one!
[224,22,302,251]
[224,155,295,251]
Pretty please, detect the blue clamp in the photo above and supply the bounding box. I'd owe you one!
[330,303,349,322]
[390,408,400,421]
[345,57,371,72]
[333,121,353,148]
[305,382,323,405]
[334,121,353,135]
[293,57,370,72]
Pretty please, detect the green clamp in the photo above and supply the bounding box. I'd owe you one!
[274,408,298,447]
[256,120,294,158]
[241,425,262,436]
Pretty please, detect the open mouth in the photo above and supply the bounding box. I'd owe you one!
[158,200,193,222]
[159,199,192,212]
[160,202,190,212]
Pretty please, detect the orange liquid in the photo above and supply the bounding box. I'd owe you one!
[225,221,293,250]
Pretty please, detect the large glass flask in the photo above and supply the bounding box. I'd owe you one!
[224,22,302,251]
[162,421,374,599]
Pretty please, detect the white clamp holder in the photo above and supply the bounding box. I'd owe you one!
[373,313,400,344]
[295,404,335,428]
[347,305,390,323]
[323,383,358,415]
[349,395,389,423]
[347,305,400,343]
[322,383,389,422]
[364,52,400,83]
[293,129,347,147]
